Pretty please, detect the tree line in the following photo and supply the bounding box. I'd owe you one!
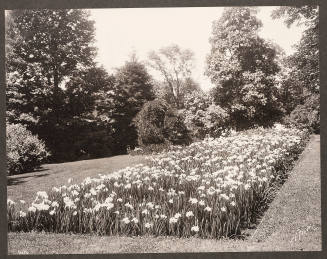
[5,7,319,167]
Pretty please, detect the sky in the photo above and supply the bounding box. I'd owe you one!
[90,7,305,91]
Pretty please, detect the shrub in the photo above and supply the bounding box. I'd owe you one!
[182,91,230,140]
[6,123,50,175]
[134,99,168,146]
[284,94,319,133]
[163,109,191,145]
[42,119,114,162]
[135,99,190,146]
[73,125,114,160]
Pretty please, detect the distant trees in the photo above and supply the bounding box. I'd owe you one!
[182,92,229,139]
[148,44,196,109]
[55,66,115,161]
[153,77,202,108]
[6,9,158,162]
[206,7,284,129]
[274,62,305,114]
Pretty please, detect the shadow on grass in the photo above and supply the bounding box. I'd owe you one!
[7,168,49,186]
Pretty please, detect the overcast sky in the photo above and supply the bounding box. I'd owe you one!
[90,7,305,91]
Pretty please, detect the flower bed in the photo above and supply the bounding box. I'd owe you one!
[7,124,309,238]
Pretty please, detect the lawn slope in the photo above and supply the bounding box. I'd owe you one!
[7,154,146,203]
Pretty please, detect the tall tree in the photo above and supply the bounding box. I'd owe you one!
[6,9,97,127]
[153,77,202,107]
[206,7,283,129]
[5,9,118,161]
[272,6,319,132]
[148,44,195,109]
[272,6,319,94]
[111,58,155,153]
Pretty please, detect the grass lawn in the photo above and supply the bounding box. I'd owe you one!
[7,154,146,204]
[7,135,321,253]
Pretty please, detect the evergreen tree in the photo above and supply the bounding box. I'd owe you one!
[111,58,155,153]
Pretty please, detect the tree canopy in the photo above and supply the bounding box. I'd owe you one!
[110,58,155,153]
[6,9,97,126]
[6,9,96,84]
[272,5,319,133]
[148,44,195,109]
[206,7,283,129]
[272,6,319,94]
[5,7,319,164]
[5,9,117,161]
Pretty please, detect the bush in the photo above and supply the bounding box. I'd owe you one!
[40,119,114,162]
[73,124,114,160]
[134,99,168,146]
[182,92,230,140]
[163,109,190,145]
[7,123,50,175]
[135,99,190,146]
[284,94,319,133]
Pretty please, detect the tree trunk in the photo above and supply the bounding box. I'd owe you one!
[53,68,60,126]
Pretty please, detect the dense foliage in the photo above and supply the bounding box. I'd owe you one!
[272,5,319,132]
[5,10,155,163]
[5,6,319,175]
[5,10,109,162]
[272,6,319,94]
[6,9,97,126]
[284,94,320,133]
[135,99,190,146]
[206,7,284,129]
[182,91,230,139]
[7,123,50,175]
[110,59,155,153]
[153,78,202,109]
[163,109,190,145]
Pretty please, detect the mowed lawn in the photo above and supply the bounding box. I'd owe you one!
[8,135,321,253]
[7,154,146,204]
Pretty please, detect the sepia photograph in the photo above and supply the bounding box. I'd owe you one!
[4,4,321,254]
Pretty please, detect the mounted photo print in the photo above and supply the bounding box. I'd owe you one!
[4,4,321,254]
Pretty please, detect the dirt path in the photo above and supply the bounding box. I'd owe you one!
[8,135,321,253]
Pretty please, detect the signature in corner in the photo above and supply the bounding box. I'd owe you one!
[290,225,319,244]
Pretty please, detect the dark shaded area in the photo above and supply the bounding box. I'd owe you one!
[7,170,49,186]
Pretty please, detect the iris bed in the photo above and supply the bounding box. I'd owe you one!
[7,124,308,239]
